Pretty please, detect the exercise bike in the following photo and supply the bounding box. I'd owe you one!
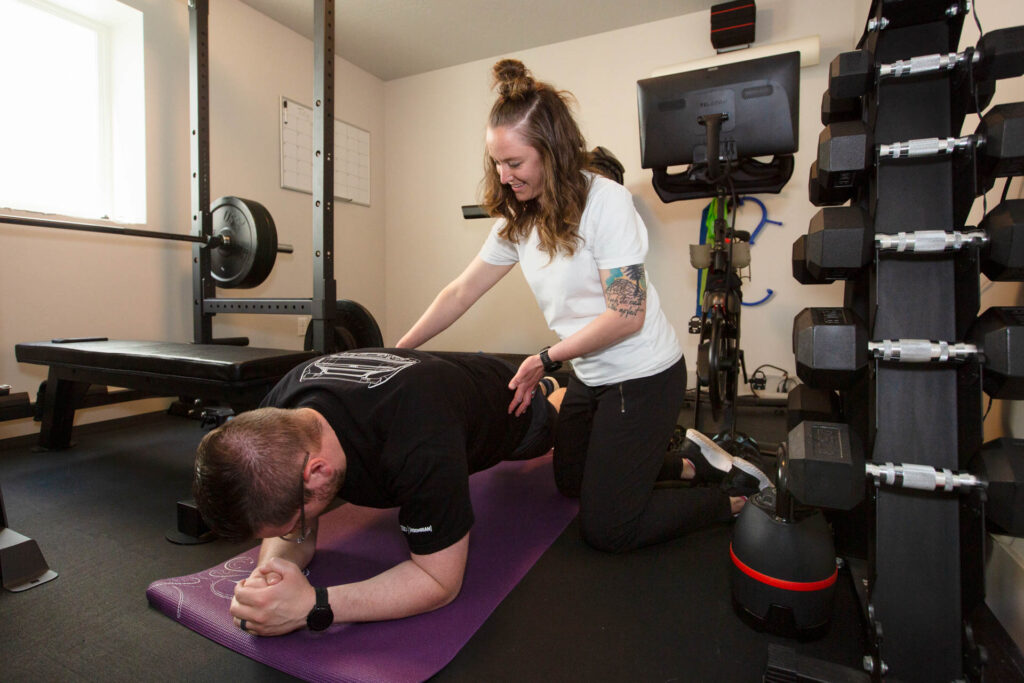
[686,114,761,440]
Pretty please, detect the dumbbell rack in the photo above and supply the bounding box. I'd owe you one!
[797,3,1021,681]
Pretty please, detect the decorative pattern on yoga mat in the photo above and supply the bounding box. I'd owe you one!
[147,455,577,683]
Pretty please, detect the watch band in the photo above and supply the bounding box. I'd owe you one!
[306,586,334,631]
[539,346,562,373]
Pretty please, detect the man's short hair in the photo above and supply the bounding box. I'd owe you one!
[192,407,322,541]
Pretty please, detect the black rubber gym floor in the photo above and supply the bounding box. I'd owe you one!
[1,405,1022,681]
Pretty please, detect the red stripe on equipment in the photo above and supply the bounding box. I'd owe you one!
[711,22,755,33]
[711,3,755,15]
[730,544,838,592]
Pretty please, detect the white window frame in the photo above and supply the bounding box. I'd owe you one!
[0,0,145,223]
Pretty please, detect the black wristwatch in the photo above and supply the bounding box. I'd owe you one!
[306,586,334,631]
[539,346,562,373]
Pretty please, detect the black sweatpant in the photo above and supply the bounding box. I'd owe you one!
[553,357,732,553]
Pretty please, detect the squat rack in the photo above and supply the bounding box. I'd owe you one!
[188,0,339,353]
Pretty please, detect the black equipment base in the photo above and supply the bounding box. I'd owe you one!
[165,499,216,545]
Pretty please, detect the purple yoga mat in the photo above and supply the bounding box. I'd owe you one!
[147,454,577,682]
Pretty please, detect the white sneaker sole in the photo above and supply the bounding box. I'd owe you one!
[685,429,734,473]
[731,457,774,491]
[686,429,773,491]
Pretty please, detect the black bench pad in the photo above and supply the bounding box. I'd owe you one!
[16,340,317,384]
[16,340,320,449]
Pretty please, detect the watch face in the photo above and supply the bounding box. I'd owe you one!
[308,606,333,631]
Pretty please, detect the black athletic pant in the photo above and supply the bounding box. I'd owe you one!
[553,357,732,553]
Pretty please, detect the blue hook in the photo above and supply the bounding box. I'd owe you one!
[737,195,783,245]
[742,288,774,306]
[734,197,778,307]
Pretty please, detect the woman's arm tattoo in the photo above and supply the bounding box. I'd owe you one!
[604,265,647,318]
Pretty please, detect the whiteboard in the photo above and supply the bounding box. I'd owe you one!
[280,96,370,206]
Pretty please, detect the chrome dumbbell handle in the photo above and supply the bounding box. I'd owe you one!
[875,229,988,253]
[879,50,979,79]
[868,339,978,362]
[866,462,983,492]
[878,135,975,159]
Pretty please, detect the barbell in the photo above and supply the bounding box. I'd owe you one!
[0,195,289,289]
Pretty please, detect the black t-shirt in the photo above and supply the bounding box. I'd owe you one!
[260,349,533,554]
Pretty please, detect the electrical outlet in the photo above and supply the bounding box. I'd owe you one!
[297,315,311,336]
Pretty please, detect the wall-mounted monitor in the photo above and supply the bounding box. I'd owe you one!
[637,51,800,169]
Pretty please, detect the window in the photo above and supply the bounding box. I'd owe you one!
[0,0,145,223]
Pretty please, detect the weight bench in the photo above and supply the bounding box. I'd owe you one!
[15,339,317,450]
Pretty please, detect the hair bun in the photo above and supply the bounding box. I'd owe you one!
[492,59,534,100]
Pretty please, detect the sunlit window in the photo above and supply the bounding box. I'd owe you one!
[0,0,145,222]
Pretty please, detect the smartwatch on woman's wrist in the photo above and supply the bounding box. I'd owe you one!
[539,346,562,373]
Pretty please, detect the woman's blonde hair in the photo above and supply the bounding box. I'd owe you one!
[482,59,591,259]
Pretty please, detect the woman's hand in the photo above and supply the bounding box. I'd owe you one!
[508,354,546,416]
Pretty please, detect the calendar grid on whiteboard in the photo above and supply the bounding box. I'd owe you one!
[280,96,370,206]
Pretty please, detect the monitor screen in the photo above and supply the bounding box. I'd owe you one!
[637,51,800,169]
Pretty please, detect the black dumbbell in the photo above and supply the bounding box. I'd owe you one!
[782,420,865,510]
[803,206,873,282]
[980,200,1024,282]
[800,203,1023,284]
[879,26,1024,83]
[875,102,1024,191]
[792,234,823,284]
[786,384,841,432]
[869,201,1023,281]
[793,307,869,390]
[820,88,862,126]
[976,102,1024,187]
[829,50,874,101]
[829,26,1024,100]
[794,204,1024,284]
[973,26,1024,82]
[858,309,1023,399]
[816,121,873,192]
[968,307,1024,400]
[794,306,1024,399]
[808,161,856,207]
[823,46,993,131]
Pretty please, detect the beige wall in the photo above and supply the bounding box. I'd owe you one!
[0,0,386,440]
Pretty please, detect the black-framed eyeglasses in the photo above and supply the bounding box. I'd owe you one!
[279,453,312,544]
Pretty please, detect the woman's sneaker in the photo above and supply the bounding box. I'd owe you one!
[720,450,774,497]
[676,428,736,483]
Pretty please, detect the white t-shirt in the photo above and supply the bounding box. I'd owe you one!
[478,173,682,386]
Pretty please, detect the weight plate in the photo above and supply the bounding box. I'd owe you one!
[304,300,384,354]
[210,196,278,289]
